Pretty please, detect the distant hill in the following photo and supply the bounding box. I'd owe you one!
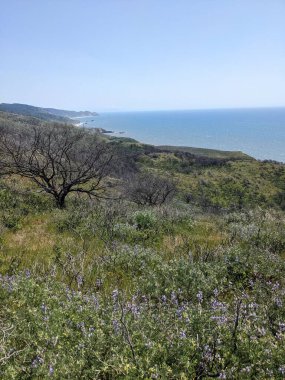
[43,108,98,118]
[157,145,252,160]
[0,103,97,123]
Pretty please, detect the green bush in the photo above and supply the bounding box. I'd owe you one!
[132,210,157,230]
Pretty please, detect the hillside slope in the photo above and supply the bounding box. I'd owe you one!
[0,103,97,122]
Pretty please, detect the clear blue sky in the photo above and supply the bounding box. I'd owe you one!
[1,0,285,111]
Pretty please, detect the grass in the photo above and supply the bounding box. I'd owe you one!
[157,145,253,159]
[1,120,285,378]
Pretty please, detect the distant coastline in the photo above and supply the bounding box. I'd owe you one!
[77,108,285,162]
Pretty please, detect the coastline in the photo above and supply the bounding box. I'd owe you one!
[77,108,285,162]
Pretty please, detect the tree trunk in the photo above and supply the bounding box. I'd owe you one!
[55,194,66,209]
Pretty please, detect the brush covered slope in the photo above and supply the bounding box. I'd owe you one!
[0,103,97,123]
[1,111,285,379]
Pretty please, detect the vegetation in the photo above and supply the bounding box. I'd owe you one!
[157,145,252,160]
[123,172,176,206]
[0,103,97,123]
[0,110,285,379]
[0,122,114,208]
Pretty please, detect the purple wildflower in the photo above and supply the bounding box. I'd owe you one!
[112,289,119,302]
[76,275,83,288]
[49,365,54,376]
[275,298,283,307]
[112,319,120,334]
[197,291,203,303]
[279,366,285,375]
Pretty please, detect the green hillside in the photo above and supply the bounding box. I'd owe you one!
[157,145,253,160]
[0,103,98,123]
[1,110,285,379]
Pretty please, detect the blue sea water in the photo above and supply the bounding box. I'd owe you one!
[80,108,285,162]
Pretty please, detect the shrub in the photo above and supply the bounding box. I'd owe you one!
[132,210,157,230]
[123,172,176,206]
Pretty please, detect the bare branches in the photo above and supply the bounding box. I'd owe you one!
[123,172,176,206]
[0,123,114,208]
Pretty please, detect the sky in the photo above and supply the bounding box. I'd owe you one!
[0,0,285,112]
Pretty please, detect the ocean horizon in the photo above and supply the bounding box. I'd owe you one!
[79,107,285,162]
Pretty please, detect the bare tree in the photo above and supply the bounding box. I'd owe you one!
[0,123,114,208]
[123,172,176,206]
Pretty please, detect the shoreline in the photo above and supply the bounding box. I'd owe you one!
[72,110,285,163]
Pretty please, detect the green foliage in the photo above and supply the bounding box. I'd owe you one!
[132,210,157,230]
[2,112,285,378]
[1,242,285,379]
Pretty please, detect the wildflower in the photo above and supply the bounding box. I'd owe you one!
[171,291,178,305]
[219,371,226,379]
[112,289,119,302]
[88,327,95,337]
[91,294,99,309]
[130,303,140,317]
[31,355,44,368]
[176,305,185,319]
[112,319,120,334]
[197,291,203,303]
[279,366,285,375]
[211,315,228,325]
[203,345,213,362]
[49,365,54,376]
[141,295,148,303]
[77,275,83,287]
[211,299,227,312]
[278,322,285,332]
[77,321,85,331]
[41,303,47,314]
[25,269,31,278]
[275,297,283,307]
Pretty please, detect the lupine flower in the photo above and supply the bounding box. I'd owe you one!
[211,315,228,325]
[87,327,95,337]
[197,291,203,303]
[77,275,83,287]
[278,322,285,332]
[202,345,213,362]
[112,289,119,302]
[275,297,283,307]
[92,295,99,309]
[25,269,31,278]
[211,299,227,312]
[41,303,47,313]
[49,365,54,376]
[176,305,186,319]
[171,291,178,305]
[112,319,120,334]
[279,366,285,375]
[31,355,44,368]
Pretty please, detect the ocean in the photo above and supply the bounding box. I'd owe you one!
[79,107,285,162]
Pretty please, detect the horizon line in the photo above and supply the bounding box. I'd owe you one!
[1,101,285,114]
[97,105,285,113]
